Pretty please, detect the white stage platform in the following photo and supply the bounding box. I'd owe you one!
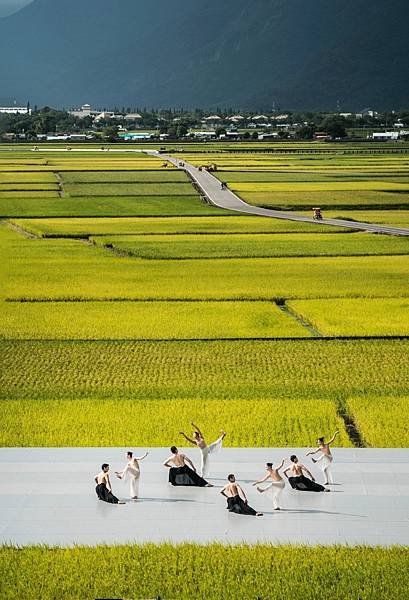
[0,448,408,546]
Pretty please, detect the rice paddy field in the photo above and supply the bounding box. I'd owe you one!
[183,150,409,211]
[1,143,408,598]
[2,544,408,600]
[0,145,408,446]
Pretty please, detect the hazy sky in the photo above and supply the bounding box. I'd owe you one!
[0,0,33,17]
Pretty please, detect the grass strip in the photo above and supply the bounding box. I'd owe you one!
[0,544,407,600]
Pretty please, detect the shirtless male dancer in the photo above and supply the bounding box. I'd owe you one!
[94,464,125,504]
[253,459,286,510]
[284,455,330,492]
[164,446,213,487]
[180,422,226,477]
[221,474,263,516]
[306,431,339,485]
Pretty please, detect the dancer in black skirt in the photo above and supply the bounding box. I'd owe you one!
[283,455,330,492]
[163,446,213,487]
[221,474,263,516]
[95,464,125,504]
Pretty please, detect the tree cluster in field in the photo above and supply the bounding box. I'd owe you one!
[1,105,409,142]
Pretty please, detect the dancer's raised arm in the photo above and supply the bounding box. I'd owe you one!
[179,431,196,445]
[252,473,270,486]
[135,451,149,461]
[306,447,320,456]
[327,431,340,445]
[275,459,286,472]
[191,421,203,437]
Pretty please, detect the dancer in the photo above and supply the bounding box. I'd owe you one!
[253,459,286,510]
[164,446,213,487]
[180,422,226,477]
[283,455,330,492]
[115,450,149,499]
[94,464,125,504]
[221,474,263,516]
[306,431,339,485]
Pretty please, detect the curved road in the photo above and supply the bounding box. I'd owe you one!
[160,152,409,236]
[26,146,409,236]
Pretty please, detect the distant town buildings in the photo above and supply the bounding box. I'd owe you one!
[68,103,142,122]
[371,130,409,140]
[0,105,31,115]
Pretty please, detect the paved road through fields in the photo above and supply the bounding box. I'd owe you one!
[159,152,409,236]
[22,146,409,236]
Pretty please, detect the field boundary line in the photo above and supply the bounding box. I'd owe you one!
[2,219,40,239]
[335,397,367,448]
[5,296,409,304]
[55,172,65,198]
[275,300,322,337]
[2,335,409,343]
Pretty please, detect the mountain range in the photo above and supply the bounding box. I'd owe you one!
[1,0,408,110]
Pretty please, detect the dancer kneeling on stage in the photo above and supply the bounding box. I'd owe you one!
[221,474,263,516]
[164,446,213,487]
[283,455,330,492]
[95,463,125,504]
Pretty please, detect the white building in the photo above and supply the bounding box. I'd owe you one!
[258,132,279,140]
[68,103,94,118]
[372,131,399,140]
[124,113,142,121]
[0,106,31,115]
[193,130,217,138]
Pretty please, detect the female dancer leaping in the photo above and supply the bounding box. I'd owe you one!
[180,422,226,477]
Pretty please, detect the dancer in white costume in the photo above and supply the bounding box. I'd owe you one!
[180,422,226,477]
[115,450,148,499]
[306,431,339,485]
[253,459,286,510]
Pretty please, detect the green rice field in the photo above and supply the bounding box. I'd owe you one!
[0,196,223,217]
[11,215,346,236]
[288,298,409,337]
[303,210,409,227]
[88,231,409,259]
[0,300,310,340]
[1,338,407,446]
[1,544,407,600]
[0,144,408,450]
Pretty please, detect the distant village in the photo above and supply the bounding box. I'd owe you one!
[1,102,409,142]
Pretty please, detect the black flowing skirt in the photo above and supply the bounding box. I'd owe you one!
[169,465,209,487]
[95,483,120,503]
[288,475,326,492]
[227,495,258,516]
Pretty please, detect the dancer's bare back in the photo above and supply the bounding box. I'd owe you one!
[223,482,240,497]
